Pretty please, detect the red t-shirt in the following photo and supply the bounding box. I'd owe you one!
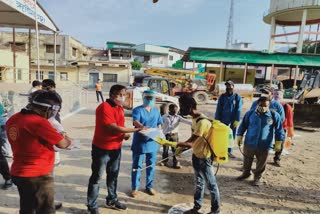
[92,100,125,150]
[6,112,63,177]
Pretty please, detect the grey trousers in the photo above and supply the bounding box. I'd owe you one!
[243,145,269,180]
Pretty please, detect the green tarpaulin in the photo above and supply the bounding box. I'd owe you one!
[188,49,320,67]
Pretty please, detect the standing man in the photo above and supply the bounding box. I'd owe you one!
[236,96,285,186]
[95,79,104,103]
[131,90,163,198]
[272,89,294,167]
[215,80,242,158]
[6,91,71,213]
[176,95,220,214]
[0,102,12,190]
[87,85,141,214]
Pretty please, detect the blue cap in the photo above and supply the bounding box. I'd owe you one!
[143,90,156,96]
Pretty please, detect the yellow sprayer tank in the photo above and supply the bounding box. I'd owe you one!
[211,120,230,164]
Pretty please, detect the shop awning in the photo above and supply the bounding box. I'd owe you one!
[0,0,59,32]
[182,47,320,67]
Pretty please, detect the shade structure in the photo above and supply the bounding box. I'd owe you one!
[0,0,59,32]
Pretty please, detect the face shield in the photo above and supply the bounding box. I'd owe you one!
[32,100,60,119]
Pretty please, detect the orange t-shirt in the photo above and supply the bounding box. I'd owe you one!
[95,82,102,91]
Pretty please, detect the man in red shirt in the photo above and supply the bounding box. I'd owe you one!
[272,89,294,167]
[6,91,71,214]
[87,84,141,214]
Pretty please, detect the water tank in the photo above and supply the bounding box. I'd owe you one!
[264,0,320,26]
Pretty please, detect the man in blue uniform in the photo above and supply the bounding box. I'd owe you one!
[131,90,163,198]
[236,96,285,186]
[215,80,242,158]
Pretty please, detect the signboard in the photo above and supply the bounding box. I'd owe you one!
[0,0,58,31]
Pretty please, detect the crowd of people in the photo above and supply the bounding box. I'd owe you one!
[0,79,294,214]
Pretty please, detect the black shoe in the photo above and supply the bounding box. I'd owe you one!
[54,202,63,210]
[87,208,99,214]
[2,179,13,190]
[184,208,201,214]
[252,179,261,186]
[106,200,127,211]
[236,173,251,181]
[273,160,281,167]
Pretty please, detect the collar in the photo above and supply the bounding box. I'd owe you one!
[106,99,117,107]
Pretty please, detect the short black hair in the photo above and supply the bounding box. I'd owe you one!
[258,96,270,103]
[169,103,178,110]
[32,80,41,87]
[109,84,126,96]
[31,90,62,107]
[42,79,56,88]
[179,94,197,110]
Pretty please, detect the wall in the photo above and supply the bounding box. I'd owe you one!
[0,50,29,83]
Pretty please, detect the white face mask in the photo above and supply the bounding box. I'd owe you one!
[115,96,126,106]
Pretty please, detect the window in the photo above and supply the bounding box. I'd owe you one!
[11,42,26,52]
[169,55,174,61]
[103,74,117,82]
[244,43,249,48]
[256,70,262,74]
[46,45,60,54]
[0,67,4,80]
[60,72,68,81]
[72,47,77,57]
[17,69,22,80]
[36,71,44,80]
[48,71,55,80]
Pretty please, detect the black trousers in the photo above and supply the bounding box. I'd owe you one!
[96,91,104,102]
[162,133,179,165]
[12,174,55,214]
[0,129,10,181]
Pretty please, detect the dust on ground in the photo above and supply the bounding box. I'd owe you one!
[0,93,319,214]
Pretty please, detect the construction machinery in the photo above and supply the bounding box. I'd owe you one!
[293,69,320,127]
[143,68,216,104]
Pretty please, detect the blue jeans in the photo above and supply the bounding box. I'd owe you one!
[192,154,220,213]
[131,151,157,190]
[87,145,121,210]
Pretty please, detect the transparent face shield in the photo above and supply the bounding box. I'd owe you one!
[32,100,60,119]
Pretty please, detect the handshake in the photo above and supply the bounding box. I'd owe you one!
[155,137,185,156]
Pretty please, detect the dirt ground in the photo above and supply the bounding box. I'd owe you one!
[0,92,319,214]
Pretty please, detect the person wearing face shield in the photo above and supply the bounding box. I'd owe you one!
[87,85,142,213]
[215,80,242,158]
[5,91,71,214]
[236,96,285,186]
[130,90,163,198]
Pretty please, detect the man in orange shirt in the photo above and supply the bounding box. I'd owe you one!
[87,84,141,214]
[6,91,71,213]
[95,79,104,103]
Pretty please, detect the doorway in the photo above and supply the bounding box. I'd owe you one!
[89,73,99,88]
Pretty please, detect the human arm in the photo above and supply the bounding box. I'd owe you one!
[276,102,285,122]
[285,104,294,137]
[214,96,223,121]
[234,95,243,126]
[177,115,192,126]
[105,123,141,133]
[177,134,200,148]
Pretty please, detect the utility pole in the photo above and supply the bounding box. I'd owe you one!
[225,0,234,49]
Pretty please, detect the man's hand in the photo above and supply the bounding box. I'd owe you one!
[233,121,240,128]
[274,141,282,152]
[235,136,243,146]
[124,134,130,140]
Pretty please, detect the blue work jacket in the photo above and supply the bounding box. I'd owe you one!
[215,93,243,125]
[237,110,285,150]
[250,99,285,122]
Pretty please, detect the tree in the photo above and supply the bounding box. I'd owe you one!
[289,40,320,54]
[131,59,142,70]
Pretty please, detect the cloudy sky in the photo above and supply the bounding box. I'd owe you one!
[40,0,271,50]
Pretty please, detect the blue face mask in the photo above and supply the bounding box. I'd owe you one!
[143,98,155,107]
